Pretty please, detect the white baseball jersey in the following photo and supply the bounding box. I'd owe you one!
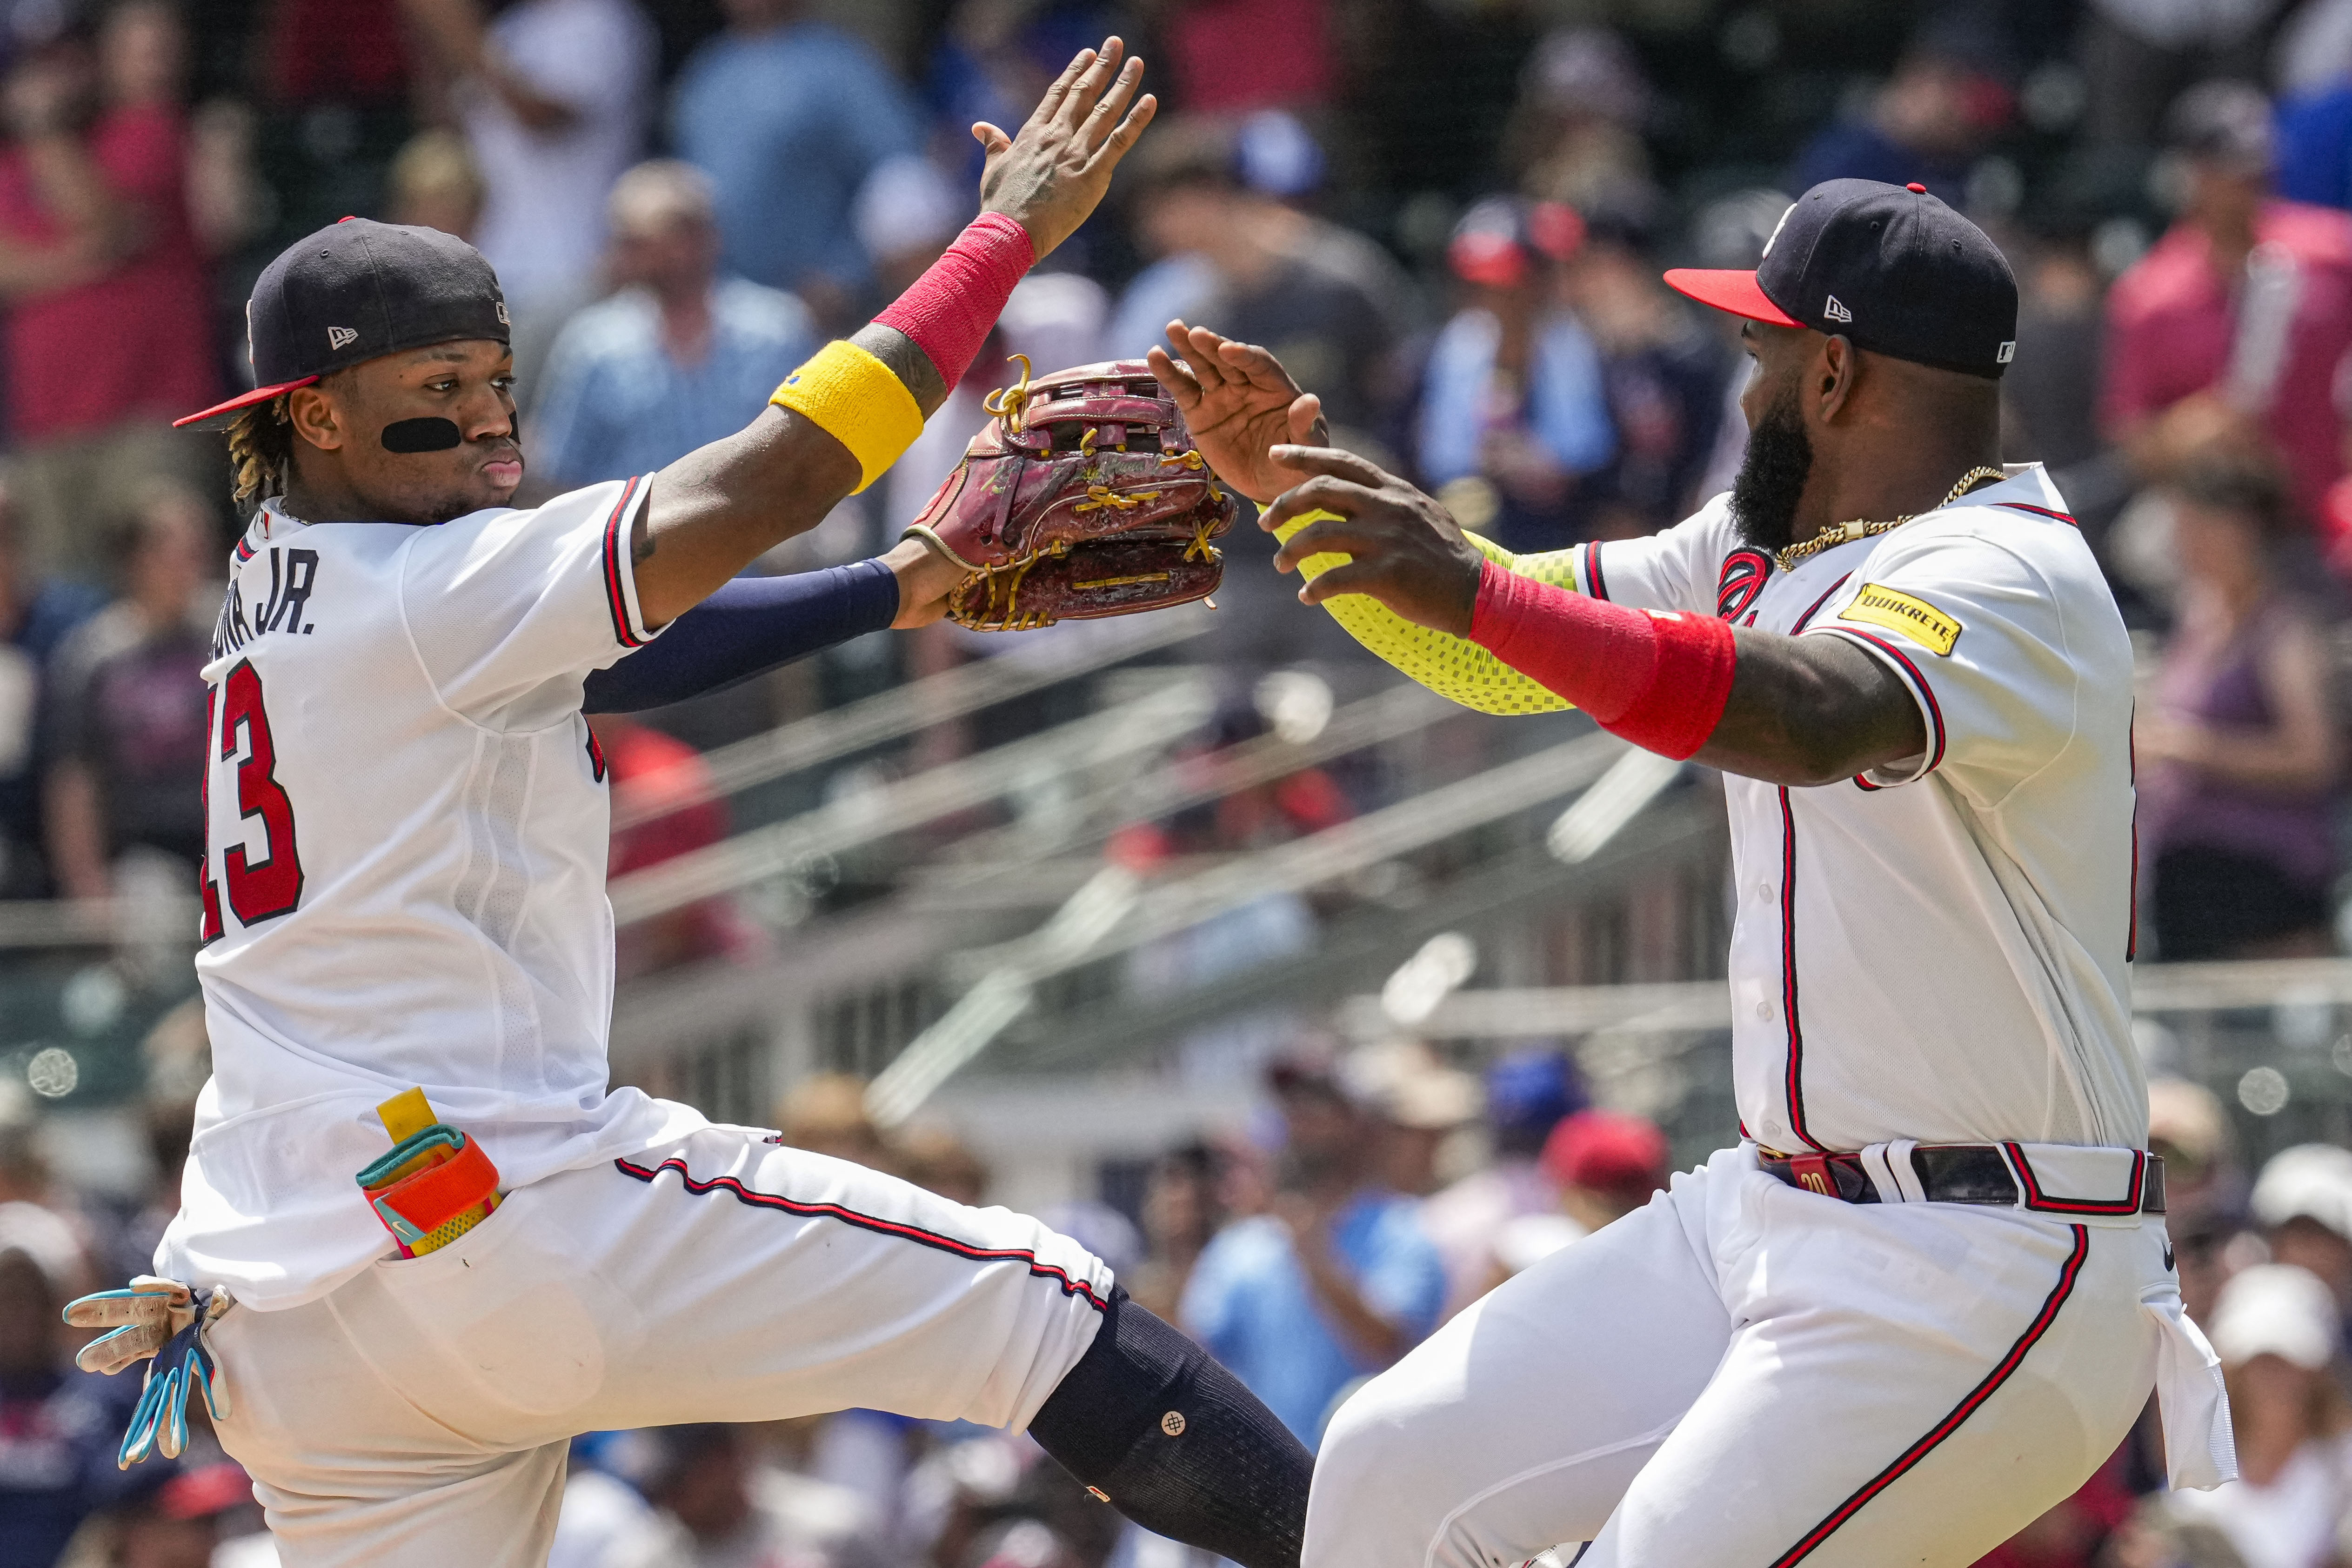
[161,479,708,1311]
[1561,463,2145,1154]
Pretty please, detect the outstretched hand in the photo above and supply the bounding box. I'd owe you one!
[1262,447,1487,636]
[1148,322,1327,505]
[973,37,1157,260]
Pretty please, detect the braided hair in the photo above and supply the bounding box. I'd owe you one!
[223,398,295,511]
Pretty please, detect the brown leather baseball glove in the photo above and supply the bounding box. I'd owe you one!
[902,357,1238,631]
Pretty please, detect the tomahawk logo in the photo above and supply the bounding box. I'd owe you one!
[1823,295,1853,323]
[327,326,359,351]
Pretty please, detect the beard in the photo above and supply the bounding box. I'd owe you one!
[1730,380,1813,554]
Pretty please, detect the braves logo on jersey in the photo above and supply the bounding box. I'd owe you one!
[1716,547,1773,621]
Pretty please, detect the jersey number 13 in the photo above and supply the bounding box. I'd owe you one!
[200,660,303,941]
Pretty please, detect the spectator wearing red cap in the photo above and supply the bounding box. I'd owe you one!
[1483,1110,1670,1292]
[1412,195,1615,554]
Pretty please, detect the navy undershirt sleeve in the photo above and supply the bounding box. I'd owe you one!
[583,559,900,714]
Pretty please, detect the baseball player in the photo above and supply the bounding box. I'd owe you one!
[1151,180,2235,1567]
[61,41,1320,1568]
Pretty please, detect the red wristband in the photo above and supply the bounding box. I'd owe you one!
[1468,558,1737,760]
[874,211,1036,391]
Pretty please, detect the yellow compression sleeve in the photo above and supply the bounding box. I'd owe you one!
[1272,510,1580,715]
[770,340,926,494]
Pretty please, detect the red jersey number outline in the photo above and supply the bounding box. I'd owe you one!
[213,660,303,927]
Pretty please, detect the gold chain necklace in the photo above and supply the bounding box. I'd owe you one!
[1772,466,2009,571]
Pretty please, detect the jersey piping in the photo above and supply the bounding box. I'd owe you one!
[598,475,649,648]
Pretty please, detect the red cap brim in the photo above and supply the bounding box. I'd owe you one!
[1661,268,1804,328]
[172,375,322,430]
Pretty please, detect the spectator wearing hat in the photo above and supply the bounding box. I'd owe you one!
[1343,1042,1484,1199]
[668,0,922,323]
[1412,195,1615,555]
[2252,1146,2352,1335]
[2136,443,2342,960]
[2103,82,2352,528]
[1180,1052,1446,1446]
[1418,1049,1581,1319]
[0,1200,151,1568]
[2160,1264,2352,1568]
[531,160,817,496]
[1485,1110,1671,1290]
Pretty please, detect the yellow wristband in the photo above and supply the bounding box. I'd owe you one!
[1272,509,1573,716]
[771,340,926,494]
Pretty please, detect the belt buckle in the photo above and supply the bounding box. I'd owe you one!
[1786,1152,1837,1197]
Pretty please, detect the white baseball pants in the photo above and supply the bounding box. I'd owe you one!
[1307,1144,2230,1568]
[207,1122,1114,1568]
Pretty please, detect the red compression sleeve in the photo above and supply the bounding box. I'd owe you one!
[1468,558,1737,759]
[874,212,1036,390]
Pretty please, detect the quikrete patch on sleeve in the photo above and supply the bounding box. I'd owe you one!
[1838,583,1963,655]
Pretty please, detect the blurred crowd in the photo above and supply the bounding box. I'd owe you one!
[27,1022,2352,1568]
[16,0,2352,1562]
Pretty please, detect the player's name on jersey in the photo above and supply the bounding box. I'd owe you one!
[214,546,323,661]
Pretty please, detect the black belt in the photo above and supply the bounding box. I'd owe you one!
[1759,1146,2165,1214]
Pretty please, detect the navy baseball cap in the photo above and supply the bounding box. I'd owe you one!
[1664,178,2018,380]
[175,218,510,427]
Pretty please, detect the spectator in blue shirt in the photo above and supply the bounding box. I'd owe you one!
[668,0,922,321]
[530,160,817,494]
[1180,1053,1448,1448]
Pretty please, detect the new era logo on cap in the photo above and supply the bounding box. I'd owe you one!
[327,326,358,351]
[1823,295,1852,323]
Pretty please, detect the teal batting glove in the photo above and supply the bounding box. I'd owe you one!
[63,1276,234,1467]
